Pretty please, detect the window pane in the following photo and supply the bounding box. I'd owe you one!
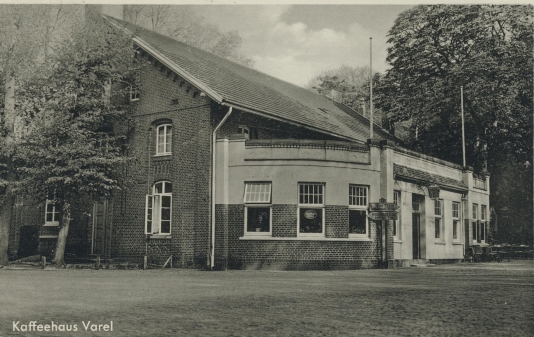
[299,184,324,205]
[53,212,60,222]
[349,210,367,234]
[299,208,323,233]
[472,204,477,219]
[247,207,270,232]
[453,220,458,240]
[165,182,172,193]
[481,222,485,240]
[435,218,440,239]
[146,221,152,234]
[393,220,397,237]
[161,208,171,221]
[157,127,165,153]
[155,183,163,194]
[166,126,172,152]
[472,222,477,241]
[46,213,53,222]
[161,221,171,234]
[244,183,272,203]
[47,204,54,213]
[162,196,171,208]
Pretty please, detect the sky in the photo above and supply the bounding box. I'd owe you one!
[189,5,413,87]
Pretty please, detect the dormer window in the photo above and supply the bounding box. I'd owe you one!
[156,124,172,155]
[238,125,250,135]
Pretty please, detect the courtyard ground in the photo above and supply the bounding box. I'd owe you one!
[0,261,532,337]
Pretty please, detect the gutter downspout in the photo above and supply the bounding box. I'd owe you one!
[211,106,232,270]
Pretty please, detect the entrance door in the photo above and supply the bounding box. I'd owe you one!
[412,213,420,259]
[92,201,112,256]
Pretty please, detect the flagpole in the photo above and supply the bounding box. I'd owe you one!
[369,37,373,140]
[461,86,466,168]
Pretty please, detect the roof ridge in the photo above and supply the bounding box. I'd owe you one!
[103,14,392,143]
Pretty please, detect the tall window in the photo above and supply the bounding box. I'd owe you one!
[434,199,442,239]
[156,124,172,155]
[45,200,60,225]
[130,72,140,101]
[244,182,272,235]
[472,203,479,243]
[481,205,487,242]
[452,202,460,241]
[145,181,172,235]
[393,190,400,239]
[349,185,368,237]
[298,183,325,236]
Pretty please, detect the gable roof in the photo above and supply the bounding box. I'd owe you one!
[104,15,393,143]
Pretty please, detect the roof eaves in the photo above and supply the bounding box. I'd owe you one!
[102,14,223,104]
[133,38,224,104]
[221,101,366,144]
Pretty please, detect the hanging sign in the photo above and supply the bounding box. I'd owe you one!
[368,203,399,212]
[367,211,398,221]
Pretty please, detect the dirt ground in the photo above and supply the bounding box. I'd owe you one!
[0,261,532,337]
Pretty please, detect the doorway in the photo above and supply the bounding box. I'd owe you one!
[92,200,112,256]
[412,194,424,259]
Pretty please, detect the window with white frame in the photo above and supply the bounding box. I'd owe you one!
[434,199,443,239]
[481,205,487,242]
[298,183,324,235]
[452,202,460,241]
[145,181,172,235]
[244,182,272,234]
[130,72,140,101]
[349,185,369,237]
[156,124,172,155]
[472,203,479,243]
[393,190,400,239]
[45,200,60,225]
[349,185,368,236]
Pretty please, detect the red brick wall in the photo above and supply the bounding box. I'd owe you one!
[111,57,213,268]
[215,204,381,270]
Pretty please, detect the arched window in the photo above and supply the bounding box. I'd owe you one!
[145,181,172,235]
[156,124,172,155]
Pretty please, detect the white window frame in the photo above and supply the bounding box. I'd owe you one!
[130,72,140,102]
[348,185,369,238]
[393,190,401,240]
[237,125,250,135]
[155,124,172,156]
[145,181,172,235]
[297,183,325,237]
[434,199,443,240]
[44,200,60,226]
[480,205,487,243]
[244,182,272,236]
[452,202,460,242]
[472,203,478,243]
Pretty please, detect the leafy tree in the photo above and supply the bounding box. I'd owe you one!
[308,65,385,127]
[0,5,53,265]
[123,5,254,67]
[15,14,140,265]
[375,5,532,243]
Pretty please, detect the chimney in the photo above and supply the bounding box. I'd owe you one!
[330,89,343,103]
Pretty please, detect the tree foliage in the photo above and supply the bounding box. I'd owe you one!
[308,65,385,127]
[124,5,254,67]
[375,5,533,244]
[15,14,141,264]
[375,5,532,171]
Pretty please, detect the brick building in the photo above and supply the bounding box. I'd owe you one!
[8,11,491,270]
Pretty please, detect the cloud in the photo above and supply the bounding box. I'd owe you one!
[193,5,389,87]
